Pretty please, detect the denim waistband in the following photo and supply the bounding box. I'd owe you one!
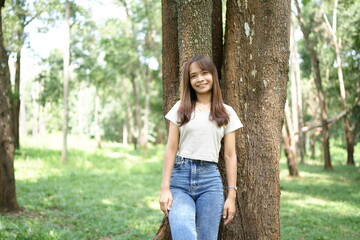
[176,155,217,166]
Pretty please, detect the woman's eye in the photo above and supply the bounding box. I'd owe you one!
[190,75,196,78]
[202,71,208,75]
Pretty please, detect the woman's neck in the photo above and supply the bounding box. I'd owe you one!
[196,93,212,105]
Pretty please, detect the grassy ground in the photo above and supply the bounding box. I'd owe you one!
[0,135,359,239]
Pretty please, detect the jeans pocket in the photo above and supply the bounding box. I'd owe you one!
[201,161,218,170]
[173,157,184,170]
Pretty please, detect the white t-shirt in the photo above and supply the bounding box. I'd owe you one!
[165,101,243,163]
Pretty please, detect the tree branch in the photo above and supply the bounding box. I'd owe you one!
[301,101,360,133]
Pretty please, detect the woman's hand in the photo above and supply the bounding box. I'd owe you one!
[223,196,236,225]
[159,188,172,217]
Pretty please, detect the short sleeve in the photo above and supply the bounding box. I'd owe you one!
[165,101,181,126]
[224,106,243,134]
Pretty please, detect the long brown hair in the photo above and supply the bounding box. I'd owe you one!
[178,55,229,127]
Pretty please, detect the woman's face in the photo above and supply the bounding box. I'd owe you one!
[189,62,213,96]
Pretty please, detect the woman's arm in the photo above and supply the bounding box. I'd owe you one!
[159,122,179,217]
[222,131,237,225]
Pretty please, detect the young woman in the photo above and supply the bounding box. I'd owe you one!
[159,55,243,240]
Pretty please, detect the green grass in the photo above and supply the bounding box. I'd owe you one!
[0,135,359,239]
[0,135,165,240]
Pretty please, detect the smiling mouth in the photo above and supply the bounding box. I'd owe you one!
[197,84,207,87]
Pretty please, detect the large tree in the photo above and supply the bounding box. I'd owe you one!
[219,0,290,238]
[156,0,290,239]
[0,0,20,213]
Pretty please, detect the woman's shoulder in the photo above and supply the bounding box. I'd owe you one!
[222,103,235,112]
[174,100,181,108]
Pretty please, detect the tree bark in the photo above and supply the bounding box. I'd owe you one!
[295,0,332,170]
[62,0,70,164]
[161,0,179,129]
[220,0,290,239]
[0,2,20,213]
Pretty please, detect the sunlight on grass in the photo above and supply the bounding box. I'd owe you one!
[280,153,360,240]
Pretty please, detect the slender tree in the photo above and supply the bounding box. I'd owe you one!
[322,0,355,165]
[0,0,20,213]
[294,0,333,170]
[62,0,70,164]
[282,102,300,176]
[290,15,305,164]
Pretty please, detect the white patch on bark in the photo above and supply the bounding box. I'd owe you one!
[250,36,253,45]
[251,66,257,77]
[263,79,268,88]
[245,0,248,9]
[244,22,250,37]
[240,77,243,82]
[237,0,241,8]
[250,54,253,60]
[252,15,255,25]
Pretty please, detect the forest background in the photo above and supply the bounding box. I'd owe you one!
[0,0,359,239]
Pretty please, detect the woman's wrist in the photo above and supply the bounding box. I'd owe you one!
[227,189,237,199]
[161,182,170,190]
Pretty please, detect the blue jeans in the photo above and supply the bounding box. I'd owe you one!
[169,156,224,240]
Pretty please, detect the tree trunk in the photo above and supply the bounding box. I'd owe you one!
[12,43,22,149]
[31,80,39,136]
[295,0,332,170]
[62,0,70,164]
[290,16,305,164]
[39,105,46,136]
[95,92,102,149]
[161,0,179,129]
[282,126,299,176]
[283,102,299,177]
[0,2,20,213]
[138,67,150,149]
[177,0,215,73]
[19,87,27,137]
[155,0,222,239]
[310,134,316,159]
[322,1,354,165]
[220,0,290,239]
[122,125,128,145]
[129,76,142,148]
